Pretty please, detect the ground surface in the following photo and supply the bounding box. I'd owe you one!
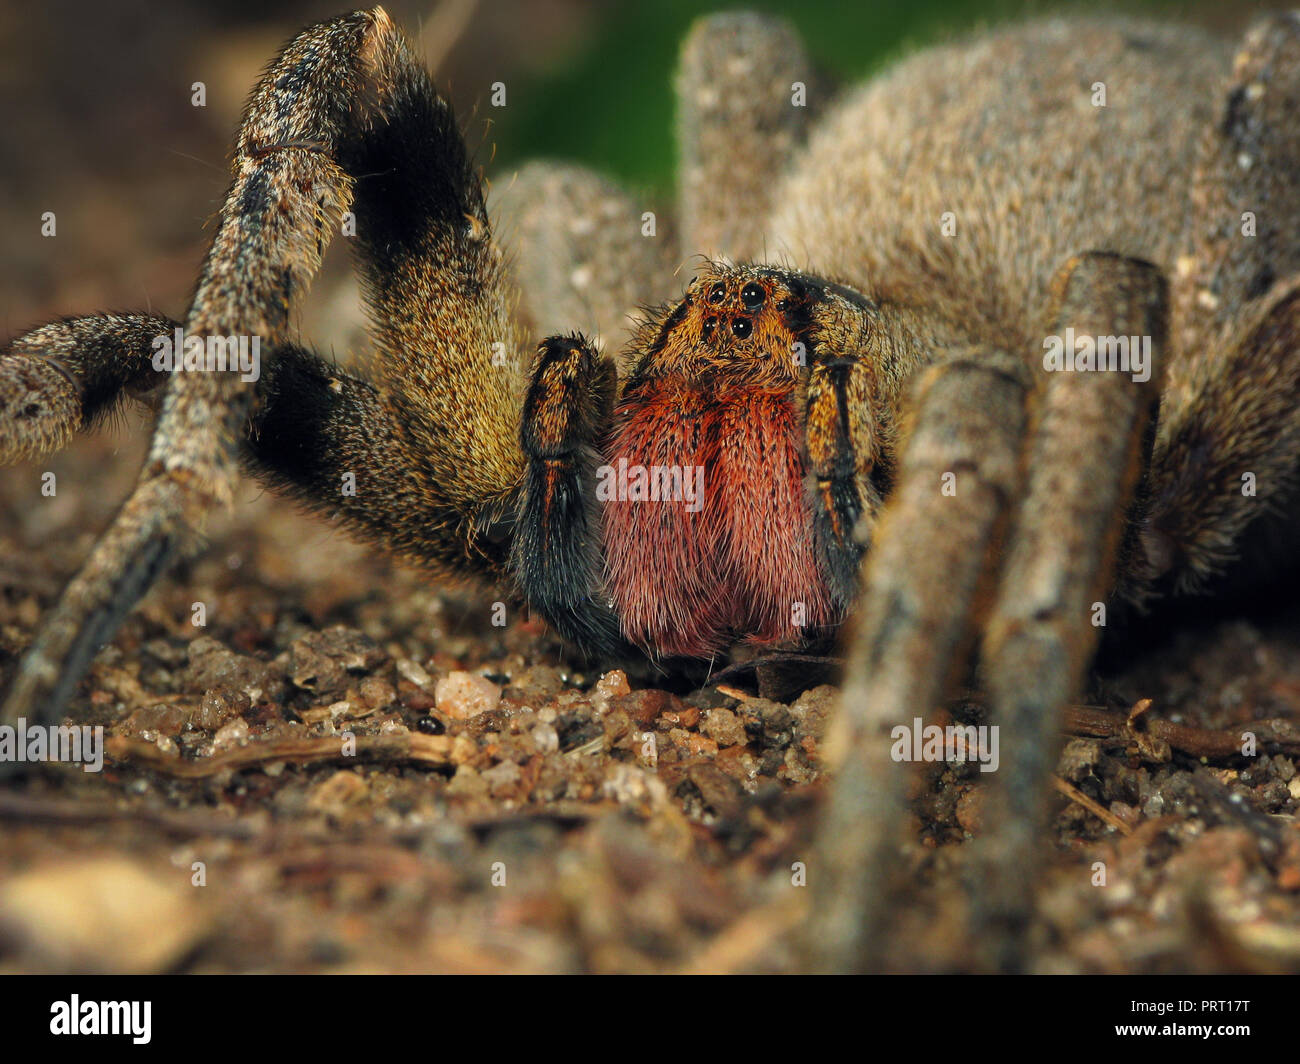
[2,430,1300,973]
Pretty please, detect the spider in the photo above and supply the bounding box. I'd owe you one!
[2,6,1299,972]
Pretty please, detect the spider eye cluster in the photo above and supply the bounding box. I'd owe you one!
[670,271,813,379]
[690,275,779,343]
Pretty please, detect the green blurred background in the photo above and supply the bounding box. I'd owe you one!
[491,0,1214,195]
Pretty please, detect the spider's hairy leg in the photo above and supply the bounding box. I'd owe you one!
[339,11,528,562]
[976,254,1167,973]
[1148,279,1300,595]
[675,12,817,262]
[0,314,173,463]
[809,253,1168,973]
[511,335,628,656]
[0,310,493,578]
[242,8,532,574]
[492,162,680,363]
[0,9,466,744]
[1173,12,1300,360]
[1150,12,1300,594]
[807,343,1031,971]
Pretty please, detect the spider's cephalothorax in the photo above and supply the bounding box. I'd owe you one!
[4,7,1300,972]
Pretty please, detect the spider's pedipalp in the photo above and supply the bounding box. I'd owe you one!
[804,353,880,610]
[798,279,920,610]
[676,12,818,262]
[512,334,626,656]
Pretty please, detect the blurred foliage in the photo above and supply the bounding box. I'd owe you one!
[488,0,1211,198]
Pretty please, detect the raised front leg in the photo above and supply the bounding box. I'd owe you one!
[0,8,529,745]
[1,12,374,739]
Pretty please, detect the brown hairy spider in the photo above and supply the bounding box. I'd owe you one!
[2,7,1299,972]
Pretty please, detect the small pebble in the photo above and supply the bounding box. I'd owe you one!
[481,759,521,795]
[435,671,501,720]
[531,723,560,754]
[702,708,746,747]
[592,670,631,714]
[212,717,249,751]
[397,658,434,690]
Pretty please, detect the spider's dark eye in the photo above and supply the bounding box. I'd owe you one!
[740,283,765,309]
[787,278,806,300]
[702,316,717,341]
[708,283,726,305]
[731,317,752,339]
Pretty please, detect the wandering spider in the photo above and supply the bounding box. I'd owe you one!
[2,7,1299,972]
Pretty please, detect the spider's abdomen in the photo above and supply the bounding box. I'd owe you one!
[601,379,835,658]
